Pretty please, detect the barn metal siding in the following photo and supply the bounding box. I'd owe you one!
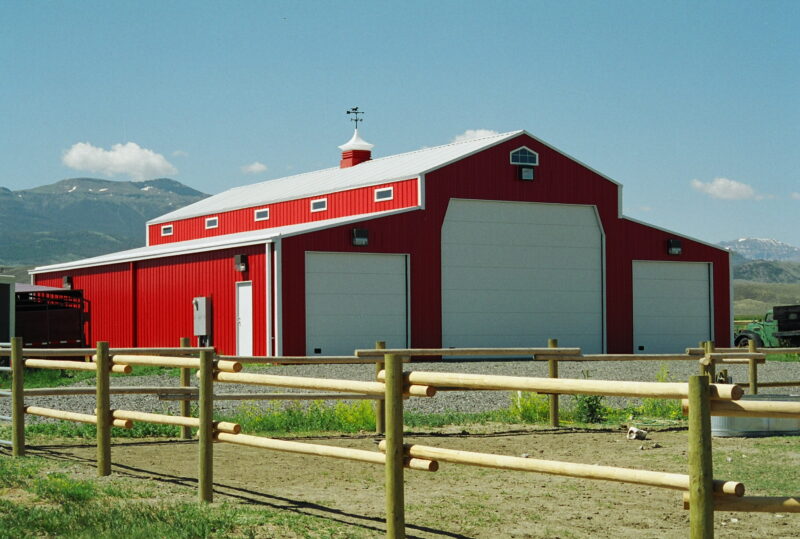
[134,245,266,353]
[607,219,731,351]
[36,247,267,354]
[281,206,442,355]
[149,178,419,245]
[279,133,729,355]
[34,264,134,347]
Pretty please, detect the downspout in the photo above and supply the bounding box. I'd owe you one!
[273,237,283,356]
[265,242,273,357]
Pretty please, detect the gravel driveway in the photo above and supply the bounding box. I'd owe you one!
[3,357,799,420]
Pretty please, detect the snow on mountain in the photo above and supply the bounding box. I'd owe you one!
[719,238,800,262]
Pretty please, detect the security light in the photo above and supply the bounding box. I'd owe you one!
[352,228,369,246]
[667,239,682,256]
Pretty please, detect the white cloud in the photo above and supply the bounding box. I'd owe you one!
[791,192,800,200]
[62,142,177,181]
[451,129,500,143]
[690,177,763,200]
[241,161,268,174]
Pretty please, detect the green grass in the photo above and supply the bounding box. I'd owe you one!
[0,365,179,390]
[0,456,372,538]
[713,436,800,495]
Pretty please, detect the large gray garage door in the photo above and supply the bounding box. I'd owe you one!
[441,200,604,352]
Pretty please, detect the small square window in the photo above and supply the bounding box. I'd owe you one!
[374,187,394,202]
[310,198,328,212]
[161,224,173,236]
[254,208,270,221]
[205,217,219,229]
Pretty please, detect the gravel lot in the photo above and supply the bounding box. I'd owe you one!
[3,357,800,420]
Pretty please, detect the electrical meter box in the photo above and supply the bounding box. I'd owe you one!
[192,296,211,337]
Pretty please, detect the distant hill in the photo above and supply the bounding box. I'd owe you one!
[733,280,800,316]
[0,178,207,266]
[719,238,800,262]
[733,260,800,283]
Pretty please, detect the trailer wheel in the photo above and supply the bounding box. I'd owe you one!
[735,332,763,348]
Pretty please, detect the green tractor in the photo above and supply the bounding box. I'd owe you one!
[735,304,800,348]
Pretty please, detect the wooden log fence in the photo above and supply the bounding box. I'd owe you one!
[5,340,800,538]
[25,406,132,429]
[375,370,743,400]
[375,440,743,495]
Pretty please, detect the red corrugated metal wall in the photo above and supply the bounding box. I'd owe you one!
[35,245,267,354]
[280,133,730,354]
[149,178,419,245]
[36,263,134,347]
[135,245,266,352]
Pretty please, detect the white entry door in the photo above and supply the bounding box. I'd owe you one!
[305,252,408,355]
[632,261,712,353]
[236,281,253,356]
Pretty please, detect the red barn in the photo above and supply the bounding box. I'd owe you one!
[31,130,731,355]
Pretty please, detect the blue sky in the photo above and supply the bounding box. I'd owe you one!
[2,1,798,246]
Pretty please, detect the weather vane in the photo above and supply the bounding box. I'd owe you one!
[346,107,364,129]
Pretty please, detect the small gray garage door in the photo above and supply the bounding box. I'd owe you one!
[632,261,712,354]
[441,199,604,352]
[306,252,408,356]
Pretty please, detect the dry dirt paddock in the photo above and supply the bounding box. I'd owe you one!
[25,427,800,538]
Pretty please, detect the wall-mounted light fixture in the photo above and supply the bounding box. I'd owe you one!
[667,239,682,256]
[233,254,248,272]
[62,276,73,290]
[352,228,369,247]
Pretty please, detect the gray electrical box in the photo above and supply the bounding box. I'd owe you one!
[192,296,211,337]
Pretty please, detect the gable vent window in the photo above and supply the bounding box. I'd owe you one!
[510,147,539,165]
[374,186,394,202]
[254,208,270,221]
[310,198,328,213]
[205,216,219,229]
[161,224,173,236]
[510,146,539,181]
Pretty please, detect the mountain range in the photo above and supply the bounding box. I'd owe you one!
[0,178,207,266]
[719,237,800,263]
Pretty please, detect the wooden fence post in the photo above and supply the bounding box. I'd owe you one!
[374,341,386,434]
[11,337,25,457]
[548,338,559,427]
[179,337,192,439]
[700,341,715,380]
[384,353,405,538]
[96,341,111,476]
[688,375,714,538]
[198,349,214,503]
[747,340,758,395]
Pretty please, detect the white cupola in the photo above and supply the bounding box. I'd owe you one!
[338,129,374,168]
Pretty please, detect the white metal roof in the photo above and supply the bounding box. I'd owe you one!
[149,130,525,224]
[31,208,418,274]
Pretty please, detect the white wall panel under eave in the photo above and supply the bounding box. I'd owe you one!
[441,199,604,352]
[305,252,408,356]
[632,261,711,354]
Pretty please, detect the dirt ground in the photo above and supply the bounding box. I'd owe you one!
[24,427,800,538]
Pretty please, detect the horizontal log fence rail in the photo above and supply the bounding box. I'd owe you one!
[218,354,408,365]
[4,339,800,537]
